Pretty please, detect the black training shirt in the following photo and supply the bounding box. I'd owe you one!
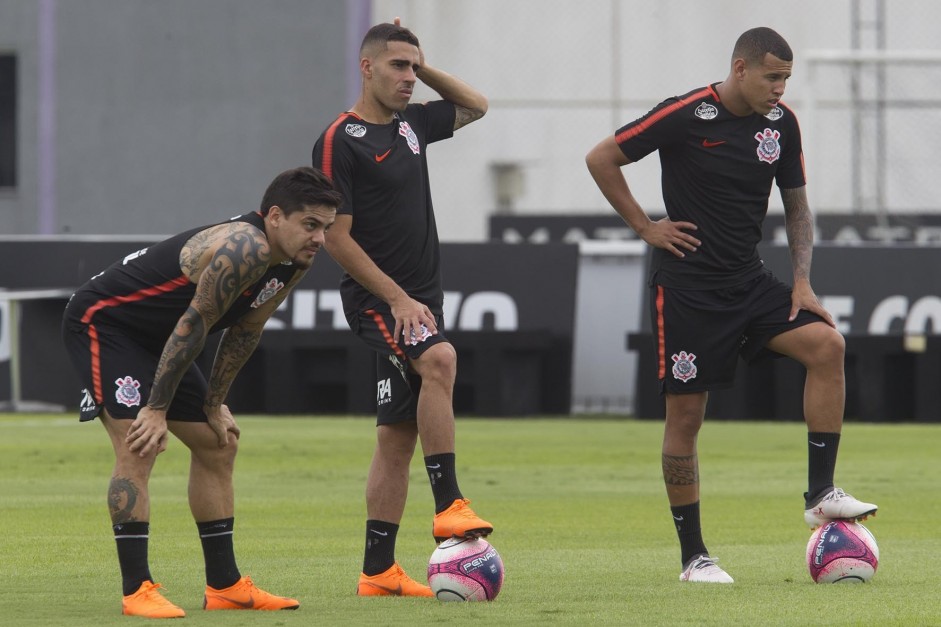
[313,101,455,316]
[616,83,806,289]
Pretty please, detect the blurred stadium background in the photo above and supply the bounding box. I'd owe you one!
[1,0,939,418]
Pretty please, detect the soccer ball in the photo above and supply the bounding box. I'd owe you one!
[806,520,879,583]
[427,537,504,601]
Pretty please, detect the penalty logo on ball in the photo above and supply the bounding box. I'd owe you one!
[806,520,879,583]
[428,537,504,601]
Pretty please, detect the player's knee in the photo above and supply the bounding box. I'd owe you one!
[113,450,156,480]
[193,436,238,470]
[810,327,845,370]
[376,422,418,457]
[665,412,703,440]
[414,343,457,383]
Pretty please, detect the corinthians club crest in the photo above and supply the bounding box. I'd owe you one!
[251,277,285,309]
[755,128,781,164]
[398,120,421,155]
[671,351,698,382]
[115,376,142,407]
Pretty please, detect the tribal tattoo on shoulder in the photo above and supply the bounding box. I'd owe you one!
[192,226,270,321]
[149,225,270,411]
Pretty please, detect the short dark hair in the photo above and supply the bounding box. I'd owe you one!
[732,27,793,65]
[260,167,342,216]
[360,22,420,56]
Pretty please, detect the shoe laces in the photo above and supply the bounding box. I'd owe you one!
[451,498,476,518]
[685,555,727,577]
[138,582,173,604]
[818,487,849,505]
[383,563,410,581]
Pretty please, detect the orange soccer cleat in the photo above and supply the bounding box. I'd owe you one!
[432,498,493,543]
[203,575,299,610]
[357,562,433,597]
[122,580,186,618]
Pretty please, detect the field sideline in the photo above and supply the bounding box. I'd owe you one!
[1,413,938,626]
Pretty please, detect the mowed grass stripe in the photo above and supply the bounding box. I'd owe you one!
[0,414,938,626]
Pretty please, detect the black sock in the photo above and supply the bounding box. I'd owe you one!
[806,432,841,506]
[425,453,464,513]
[362,520,399,576]
[113,521,152,596]
[671,502,708,566]
[197,517,241,590]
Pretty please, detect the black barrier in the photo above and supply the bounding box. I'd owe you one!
[0,238,578,415]
[490,213,941,245]
[627,244,941,423]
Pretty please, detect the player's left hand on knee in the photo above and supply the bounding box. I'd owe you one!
[206,404,241,448]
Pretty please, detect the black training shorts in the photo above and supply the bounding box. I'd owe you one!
[650,269,825,394]
[61,319,210,423]
[349,306,449,425]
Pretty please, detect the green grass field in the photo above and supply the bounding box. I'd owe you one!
[1,413,938,626]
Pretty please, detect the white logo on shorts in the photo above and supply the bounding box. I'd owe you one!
[404,323,432,346]
[377,377,392,405]
[115,376,142,407]
[671,351,698,382]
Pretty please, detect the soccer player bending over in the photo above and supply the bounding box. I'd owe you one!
[62,167,341,616]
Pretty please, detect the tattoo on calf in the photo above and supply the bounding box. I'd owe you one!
[662,454,699,485]
[108,477,140,523]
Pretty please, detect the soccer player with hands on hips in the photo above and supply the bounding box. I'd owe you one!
[62,167,341,616]
[585,27,877,584]
[312,18,493,597]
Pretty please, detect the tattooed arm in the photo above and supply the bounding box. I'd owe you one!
[780,186,834,326]
[125,224,270,457]
[199,268,307,446]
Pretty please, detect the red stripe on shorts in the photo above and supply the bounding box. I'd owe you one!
[365,309,406,359]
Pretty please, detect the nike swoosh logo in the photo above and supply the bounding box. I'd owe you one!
[673,515,684,521]
[702,139,726,147]
[426,464,441,470]
[809,441,826,447]
[209,593,254,608]
[365,582,403,595]
[370,530,389,536]
[375,148,392,162]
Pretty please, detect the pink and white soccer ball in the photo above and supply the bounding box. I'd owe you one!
[428,537,504,601]
[806,520,879,583]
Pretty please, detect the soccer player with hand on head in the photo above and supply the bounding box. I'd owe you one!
[62,167,341,616]
[312,17,492,597]
[586,27,877,584]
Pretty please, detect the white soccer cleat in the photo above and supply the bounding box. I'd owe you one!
[804,487,878,529]
[679,555,734,584]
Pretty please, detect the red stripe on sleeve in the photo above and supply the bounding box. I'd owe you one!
[615,88,713,145]
[320,113,359,181]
